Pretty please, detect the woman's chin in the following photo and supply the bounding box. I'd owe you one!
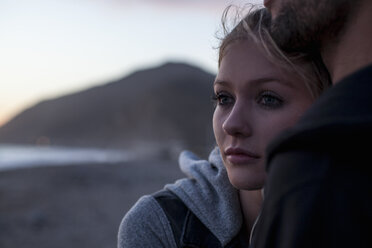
[227,172,266,190]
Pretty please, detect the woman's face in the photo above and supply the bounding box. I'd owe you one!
[213,40,314,190]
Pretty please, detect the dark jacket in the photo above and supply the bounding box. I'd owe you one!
[250,65,372,248]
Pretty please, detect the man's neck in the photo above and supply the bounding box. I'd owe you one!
[322,0,372,84]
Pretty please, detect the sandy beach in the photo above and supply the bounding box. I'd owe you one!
[0,159,184,248]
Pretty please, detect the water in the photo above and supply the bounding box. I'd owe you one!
[0,144,133,171]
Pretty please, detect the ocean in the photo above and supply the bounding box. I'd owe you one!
[0,144,132,171]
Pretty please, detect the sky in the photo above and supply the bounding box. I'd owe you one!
[0,0,262,127]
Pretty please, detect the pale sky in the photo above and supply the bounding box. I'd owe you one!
[0,0,261,127]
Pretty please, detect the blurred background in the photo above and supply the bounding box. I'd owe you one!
[0,0,260,247]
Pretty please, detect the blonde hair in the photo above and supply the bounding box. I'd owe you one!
[218,5,331,98]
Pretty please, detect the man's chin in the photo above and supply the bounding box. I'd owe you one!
[270,10,279,20]
[264,0,280,20]
[269,0,353,53]
[270,7,312,53]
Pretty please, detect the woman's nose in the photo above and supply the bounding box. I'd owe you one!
[222,103,252,137]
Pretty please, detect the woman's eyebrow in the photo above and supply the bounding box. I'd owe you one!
[246,77,288,86]
[251,77,295,88]
[213,79,229,86]
[214,77,294,88]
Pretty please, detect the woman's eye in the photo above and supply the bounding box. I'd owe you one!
[257,91,283,109]
[212,92,234,106]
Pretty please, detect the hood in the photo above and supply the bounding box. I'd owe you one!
[165,147,242,246]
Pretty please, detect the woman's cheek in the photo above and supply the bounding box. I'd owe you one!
[212,109,225,146]
[212,110,220,140]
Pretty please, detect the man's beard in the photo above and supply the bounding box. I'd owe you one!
[270,0,355,53]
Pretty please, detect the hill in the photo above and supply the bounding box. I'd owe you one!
[0,62,217,157]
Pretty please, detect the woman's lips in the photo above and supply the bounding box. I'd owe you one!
[226,154,260,164]
[225,147,260,165]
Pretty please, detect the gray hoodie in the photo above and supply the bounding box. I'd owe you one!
[117,148,242,248]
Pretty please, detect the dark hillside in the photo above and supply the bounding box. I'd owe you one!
[0,62,216,157]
